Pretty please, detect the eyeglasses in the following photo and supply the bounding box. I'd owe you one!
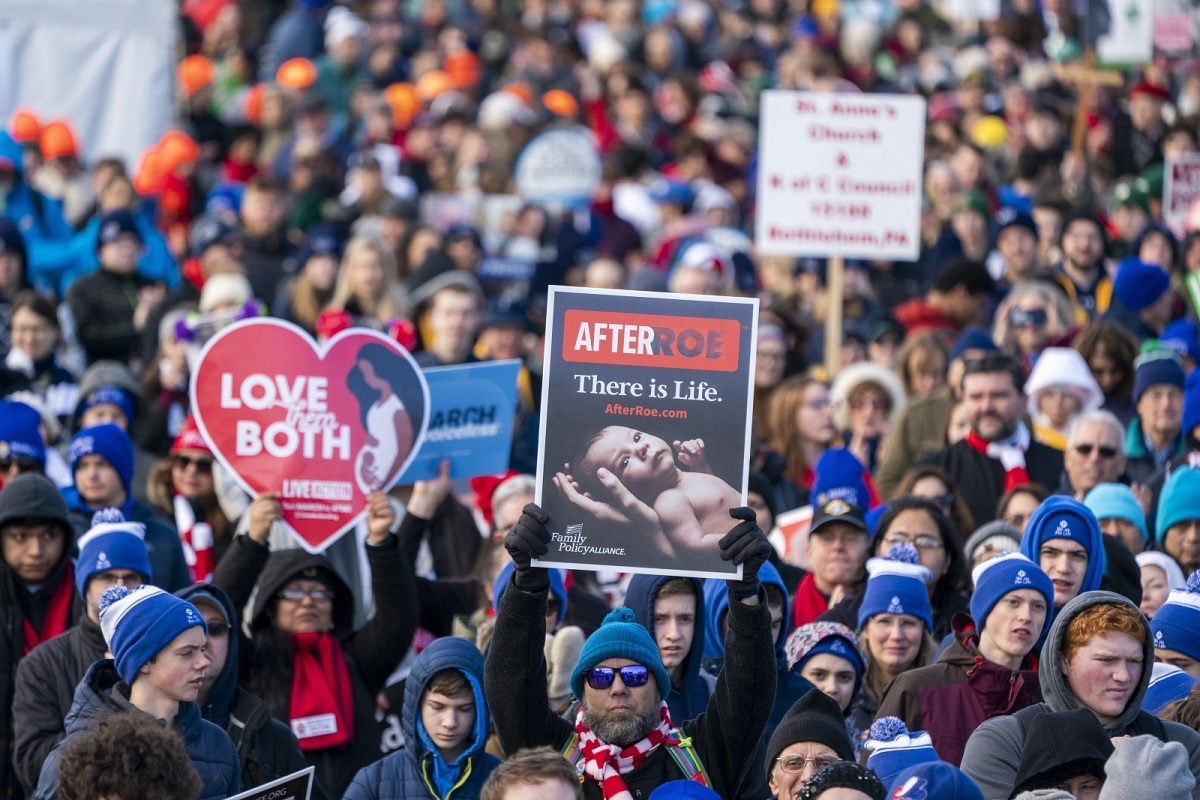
[849,396,889,411]
[584,665,650,690]
[206,622,231,637]
[802,399,832,411]
[775,754,841,774]
[173,454,214,473]
[757,350,786,362]
[0,458,42,474]
[1073,444,1118,459]
[882,533,943,551]
[276,588,334,604]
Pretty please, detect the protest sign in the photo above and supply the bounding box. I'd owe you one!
[398,359,521,483]
[774,505,815,570]
[755,91,926,262]
[192,318,429,553]
[533,287,758,579]
[227,767,314,800]
[514,127,603,208]
[1095,0,1153,63]
[1164,153,1200,238]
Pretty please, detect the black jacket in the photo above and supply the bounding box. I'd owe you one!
[484,576,777,800]
[920,438,1064,527]
[0,475,78,800]
[213,534,418,798]
[11,615,105,792]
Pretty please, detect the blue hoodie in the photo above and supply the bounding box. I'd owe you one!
[0,131,75,292]
[344,637,500,800]
[625,574,710,723]
[61,201,180,293]
[701,563,813,800]
[1020,495,1107,616]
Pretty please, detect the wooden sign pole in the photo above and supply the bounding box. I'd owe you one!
[824,255,844,379]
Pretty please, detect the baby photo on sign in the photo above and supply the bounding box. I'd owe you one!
[534,287,759,579]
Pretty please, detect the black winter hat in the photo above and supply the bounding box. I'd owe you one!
[796,761,886,800]
[765,688,856,778]
[0,473,73,535]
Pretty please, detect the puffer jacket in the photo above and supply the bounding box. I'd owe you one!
[345,637,501,800]
[34,660,240,800]
[875,614,1042,766]
[12,615,107,792]
[213,533,418,798]
[176,584,321,798]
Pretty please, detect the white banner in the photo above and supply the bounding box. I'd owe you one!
[756,91,926,261]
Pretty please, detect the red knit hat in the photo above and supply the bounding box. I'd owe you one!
[171,416,212,455]
[1129,81,1172,102]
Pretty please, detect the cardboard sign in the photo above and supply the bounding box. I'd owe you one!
[227,767,314,800]
[756,91,926,261]
[1164,154,1200,238]
[397,360,521,483]
[192,319,429,553]
[533,288,758,578]
[514,127,603,208]
[1096,0,1153,63]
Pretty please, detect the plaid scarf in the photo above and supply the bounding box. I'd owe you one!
[575,701,674,800]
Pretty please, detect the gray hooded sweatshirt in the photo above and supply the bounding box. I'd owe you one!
[960,590,1200,800]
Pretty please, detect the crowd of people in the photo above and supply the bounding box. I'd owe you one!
[4,0,1200,798]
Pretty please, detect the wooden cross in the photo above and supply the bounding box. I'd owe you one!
[1057,47,1126,157]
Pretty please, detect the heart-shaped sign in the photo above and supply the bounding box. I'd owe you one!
[191,318,429,553]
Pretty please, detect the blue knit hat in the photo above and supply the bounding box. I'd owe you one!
[866,503,889,537]
[74,508,151,599]
[1151,572,1200,663]
[812,448,874,511]
[857,543,933,631]
[571,607,671,701]
[1084,483,1148,543]
[1157,467,1200,542]
[969,552,1053,633]
[1134,350,1185,404]
[492,561,568,624]
[77,385,137,426]
[864,718,939,789]
[1183,370,1200,440]
[0,400,46,467]
[98,585,207,685]
[96,209,142,253]
[1019,496,1106,602]
[889,761,984,800]
[69,424,135,494]
[647,781,722,800]
[1144,663,1200,715]
[1162,319,1200,365]
[1114,257,1171,312]
[949,326,998,362]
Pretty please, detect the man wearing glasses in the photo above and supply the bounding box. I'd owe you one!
[1060,410,1129,500]
[486,504,776,799]
[12,509,152,791]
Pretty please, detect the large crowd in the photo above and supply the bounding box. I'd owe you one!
[3,0,1200,799]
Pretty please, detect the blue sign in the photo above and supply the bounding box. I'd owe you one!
[398,360,521,483]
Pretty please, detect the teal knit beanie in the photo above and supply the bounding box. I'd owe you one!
[570,607,671,701]
[1158,468,1200,543]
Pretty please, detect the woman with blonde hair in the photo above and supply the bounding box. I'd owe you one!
[326,234,408,328]
[896,332,950,401]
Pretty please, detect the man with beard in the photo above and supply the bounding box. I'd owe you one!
[921,353,1063,526]
[485,504,776,799]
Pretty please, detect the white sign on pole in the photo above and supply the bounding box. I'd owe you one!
[1164,153,1200,238]
[514,127,603,209]
[755,91,926,261]
[1096,0,1154,63]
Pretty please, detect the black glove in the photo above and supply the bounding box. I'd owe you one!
[719,506,771,597]
[505,503,552,592]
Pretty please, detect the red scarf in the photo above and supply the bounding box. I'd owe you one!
[965,425,1030,492]
[289,632,355,752]
[23,562,75,654]
[174,495,215,584]
[575,701,675,800]
[792,571,832,628]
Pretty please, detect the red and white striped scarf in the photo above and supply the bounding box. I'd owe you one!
[175,494,215,583]
[574,701,674,800]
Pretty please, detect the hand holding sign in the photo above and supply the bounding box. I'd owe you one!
[553,467,661,531]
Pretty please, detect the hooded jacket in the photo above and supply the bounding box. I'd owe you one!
[626,573,710,723]
[1019,496,1107,615]
[213,534,418,798]
[876,614,1042,767]
[960,591,1200,800]
[345,637,501,800]
[176,584,317,797]
[33,659,240,800]
[0,474,78,800]
[1010,708,1113,798]
[701,563,810,800]
[0,132,75,292]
